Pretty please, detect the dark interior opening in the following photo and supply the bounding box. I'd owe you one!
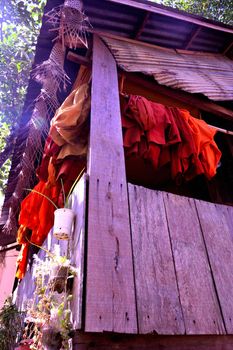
[119,73,233,205]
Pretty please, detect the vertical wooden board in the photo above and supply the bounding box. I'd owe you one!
[128,184,185,334]
[195,200,233,333]
[69,175,87,330]
[222,205,233,238]
[163,192,225,334]
[85,35,137,333]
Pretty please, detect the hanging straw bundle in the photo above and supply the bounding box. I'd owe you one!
[46,0,92,50]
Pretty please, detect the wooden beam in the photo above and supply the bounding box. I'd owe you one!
[67,51,91,67]
[134,11,150,40]
[184,26,202,50]
[73,332,233,350]
[106,0,233,34]
[122,72,233,121]
[85,35,138,333]
[223,40,233,55]
[90,30,174,52]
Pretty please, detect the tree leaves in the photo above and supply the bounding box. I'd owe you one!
[0,0,45,192]
[158,0,233,24]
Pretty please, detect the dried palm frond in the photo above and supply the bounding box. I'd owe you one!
[32,42,70,91]
[34,85,59,118]
[3,101,49,236]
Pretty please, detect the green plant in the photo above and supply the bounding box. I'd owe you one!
[0,1,46,192]
[0,297,24,350]
[23,245,77,349]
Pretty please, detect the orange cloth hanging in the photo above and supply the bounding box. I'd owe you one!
[121,94,181,171]
[121,94,221,183]
[180,110,222,179]
[16,178,60,279]
[16,152,86,279]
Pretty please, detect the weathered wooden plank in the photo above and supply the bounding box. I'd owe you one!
[69,174,87,330]
[85,35,137,333]
[73,332,233,350]
[221,205,233,238]
[128,184,185,334]
[163,192,225,334]
[195,200,233,334]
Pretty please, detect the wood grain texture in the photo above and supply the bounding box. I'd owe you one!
[85,35,137,333]
[69,174,87,330]
[163,192,225,334]
[73,332,233,350]
[195,200,233,334]
[128,184,185,334]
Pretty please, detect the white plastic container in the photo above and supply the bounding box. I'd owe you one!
[53,208,75,240]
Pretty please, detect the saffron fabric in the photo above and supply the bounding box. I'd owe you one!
[121,95,181,171]
[121,94,221,182]
[50,83,90,159]
[16,77,90,280]
[180,110,221,179]
[16,153,86,279]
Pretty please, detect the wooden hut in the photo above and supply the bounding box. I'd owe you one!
[2,0,233,349]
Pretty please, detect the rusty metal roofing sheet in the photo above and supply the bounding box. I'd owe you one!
[101,35,233,101]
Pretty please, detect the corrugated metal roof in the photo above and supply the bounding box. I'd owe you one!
[102,35,233,101]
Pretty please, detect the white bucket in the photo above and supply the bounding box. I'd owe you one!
[53,208,75,240]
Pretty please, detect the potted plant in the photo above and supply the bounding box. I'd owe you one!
[26,168,84,240]
[48,246,78,293]
[22,247,76,349]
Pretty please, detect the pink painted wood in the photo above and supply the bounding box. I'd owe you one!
[85,35,137,333]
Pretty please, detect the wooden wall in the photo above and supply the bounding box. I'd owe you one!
[84,183,233,335]
[14,36,233,343]
[84,35,233,336]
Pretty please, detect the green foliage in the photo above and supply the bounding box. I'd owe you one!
[0,297,24,350]
[0,122,11,195]
[0,0,46,193]
[156,0,233,24]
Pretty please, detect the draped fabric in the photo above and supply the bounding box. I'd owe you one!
[16,81,90,279]
[121,94,221,183]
